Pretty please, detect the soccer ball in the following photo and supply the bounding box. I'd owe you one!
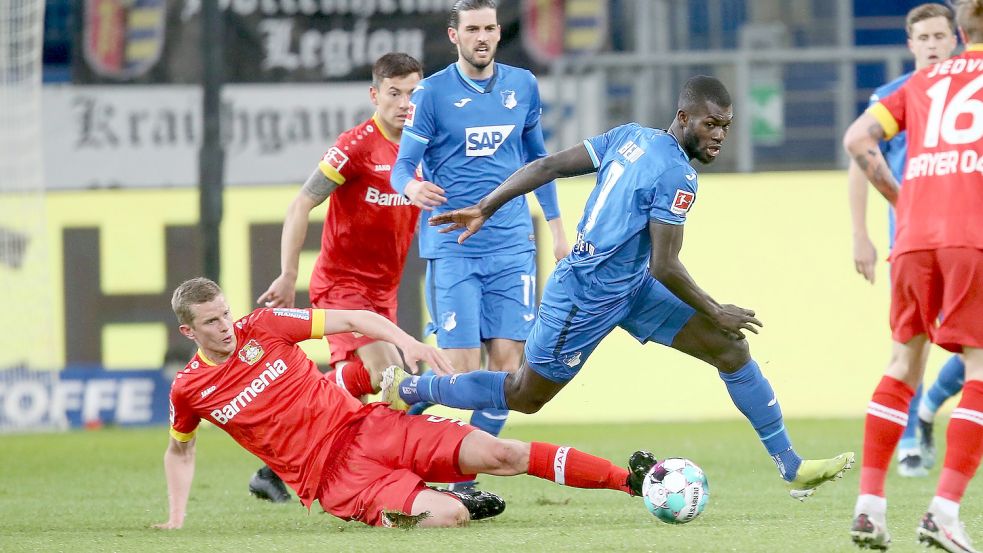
[642,457,709,524]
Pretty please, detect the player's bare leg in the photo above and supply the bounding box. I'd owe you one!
[485,338,523,374]
[357,340,405,389]
[671,312,854,499]
[442,347,481,373]
[503,362,568,414]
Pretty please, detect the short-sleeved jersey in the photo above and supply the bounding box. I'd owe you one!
[168,308,364,508]
[311,115,420,304]
[869,47,983,257]
[400,62,543,259]
[869,72,911,246]
[554,123,698,305]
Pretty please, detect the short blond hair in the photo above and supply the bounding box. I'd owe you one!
[906,3,956,36]
[171,277,222,326]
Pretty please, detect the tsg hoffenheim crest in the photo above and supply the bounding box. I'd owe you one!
[501,90,518,109]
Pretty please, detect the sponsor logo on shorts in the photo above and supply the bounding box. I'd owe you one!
[237,339,264,365]
[441,312,457,332]
[670,189,695,215]
[560,351,582,368]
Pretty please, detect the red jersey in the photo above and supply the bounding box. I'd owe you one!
[310,114,420,305]
[168,308,364,508]
[870,46,983,257]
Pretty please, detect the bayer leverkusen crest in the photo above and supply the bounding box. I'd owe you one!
[83,0,166,80]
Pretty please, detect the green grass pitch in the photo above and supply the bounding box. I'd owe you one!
[1,419,978,552]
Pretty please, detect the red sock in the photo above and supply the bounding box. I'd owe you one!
[860,375,914,496]
[936,380,983,503]
[325,359,374,398]
[527,442,630,494]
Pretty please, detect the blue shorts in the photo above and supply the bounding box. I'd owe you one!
[424,252,537,349]
[524,272,696,383]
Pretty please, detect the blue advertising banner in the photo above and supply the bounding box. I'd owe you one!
[0,366,172,432]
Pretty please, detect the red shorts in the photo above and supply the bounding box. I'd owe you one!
[311,285,398,365]
[317,405,477,526]
[890,247,983,352]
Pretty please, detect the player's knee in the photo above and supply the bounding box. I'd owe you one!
[438,503,470,527]
[485,438,526,473]
[712,339,751,373]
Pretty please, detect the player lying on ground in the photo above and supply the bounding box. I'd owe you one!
[398,75,853,501]
[155,277,660,529]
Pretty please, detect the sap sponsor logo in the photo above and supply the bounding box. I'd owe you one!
[374,164,391,172]
[670,189,695,215]
[200,385,217,399]
[237,339,265,365]
[211,358,288,424]
[617,140,644,163]
[0,369,165,430]
[465,125,515,157]
[365,186,412,206]
[272,308,311,321]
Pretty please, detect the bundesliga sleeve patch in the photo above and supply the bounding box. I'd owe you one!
[670,189,696,215]
[405,101,417,128]
[322,147,349,173]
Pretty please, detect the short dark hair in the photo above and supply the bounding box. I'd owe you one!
[371,53,423,89]
[677,75,732,112]
[906,3,955,35]
[172,277,222,326]
[955,0,983,41]
[448,0,497,29]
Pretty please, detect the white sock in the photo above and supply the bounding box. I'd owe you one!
[929,496,960,521]
[918,401,937,423]
[855,494,887,519]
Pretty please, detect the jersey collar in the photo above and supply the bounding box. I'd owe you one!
[967,44,983,52]
[371,113,399,144]
[197,349,219,366]
[665,128,691,161]
[454,61,499,94]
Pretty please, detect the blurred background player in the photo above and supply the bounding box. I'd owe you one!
[158,277,660,529]
[409,75,854,501]
[847,2,961,479]
[844,1,983,549]
[251,53,423,502]
[390,0,569,491]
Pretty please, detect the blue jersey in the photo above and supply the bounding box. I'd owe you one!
[392,62,560,259]
[554,123,698,306]
[869,72,911,245]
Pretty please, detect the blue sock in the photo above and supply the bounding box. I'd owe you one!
[899,384,922,451]
[924,355,966,414]
[470,408,509,436]
[718,359,801,481]
[399,370,509,410]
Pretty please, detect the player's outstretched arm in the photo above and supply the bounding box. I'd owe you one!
[153,436,196,530]
[846,160,878,284]
[648,221,762,340]
[320,309,454,375]
[429,143,596,242]
[843,112,899,206]
[257,169,338,307]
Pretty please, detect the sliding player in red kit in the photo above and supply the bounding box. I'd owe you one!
[155,278,660,529]
[845,2,983,550]
[252,53,423,502]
